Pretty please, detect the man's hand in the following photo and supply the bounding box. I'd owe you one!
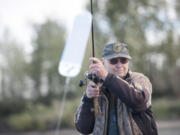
[86,81,100,98]
[89,57,108,80]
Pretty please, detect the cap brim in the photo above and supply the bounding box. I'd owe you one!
[103,54,132,60]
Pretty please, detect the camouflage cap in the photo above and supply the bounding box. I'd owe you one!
[102,42,132,59]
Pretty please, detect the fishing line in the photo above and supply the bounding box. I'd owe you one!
[54,77,70,135]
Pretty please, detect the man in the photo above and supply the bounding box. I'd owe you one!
[75,42,158,135]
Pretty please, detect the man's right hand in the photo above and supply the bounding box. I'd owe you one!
[86,81,100,98]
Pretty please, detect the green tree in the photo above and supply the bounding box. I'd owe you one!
[0,31,28,117]
[30,19,66,101]
[151,30,180,96]
[0,31,27,100]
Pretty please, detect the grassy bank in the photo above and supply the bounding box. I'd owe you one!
[4,98,81,131]
[152,98,180,120]
[1,97,180,132]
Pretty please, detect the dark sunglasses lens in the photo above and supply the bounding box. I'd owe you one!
[109,58,118,64]
[120,58,128,64]
[109,58,128,64]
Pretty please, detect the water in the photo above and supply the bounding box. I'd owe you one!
[1,121,180,135]
[157,120,180,135]
[159,128,180,135]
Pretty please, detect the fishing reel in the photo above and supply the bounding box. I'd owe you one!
[79,71,104,87]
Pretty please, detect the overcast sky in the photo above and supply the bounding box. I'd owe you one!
[0,0,179,51]
[0,0,87,52]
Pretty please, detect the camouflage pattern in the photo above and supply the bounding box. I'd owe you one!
[93,93,108,135]
[102,42,132,60]
[129,71,152,108]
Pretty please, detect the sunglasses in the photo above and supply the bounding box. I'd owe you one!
[109,57,129,65]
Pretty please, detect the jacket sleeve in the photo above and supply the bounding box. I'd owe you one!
[75,94,95,134]
[103,73,152,112]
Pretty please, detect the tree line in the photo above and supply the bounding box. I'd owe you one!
[0,0,180,131]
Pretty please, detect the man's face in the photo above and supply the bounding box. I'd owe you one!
[103,57,129,78]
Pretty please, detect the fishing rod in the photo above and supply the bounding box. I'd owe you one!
[79,0,104,116]
[91,0,95,57]
[79,0,103,86]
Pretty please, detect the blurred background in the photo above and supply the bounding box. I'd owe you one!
[0,0,180,135]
